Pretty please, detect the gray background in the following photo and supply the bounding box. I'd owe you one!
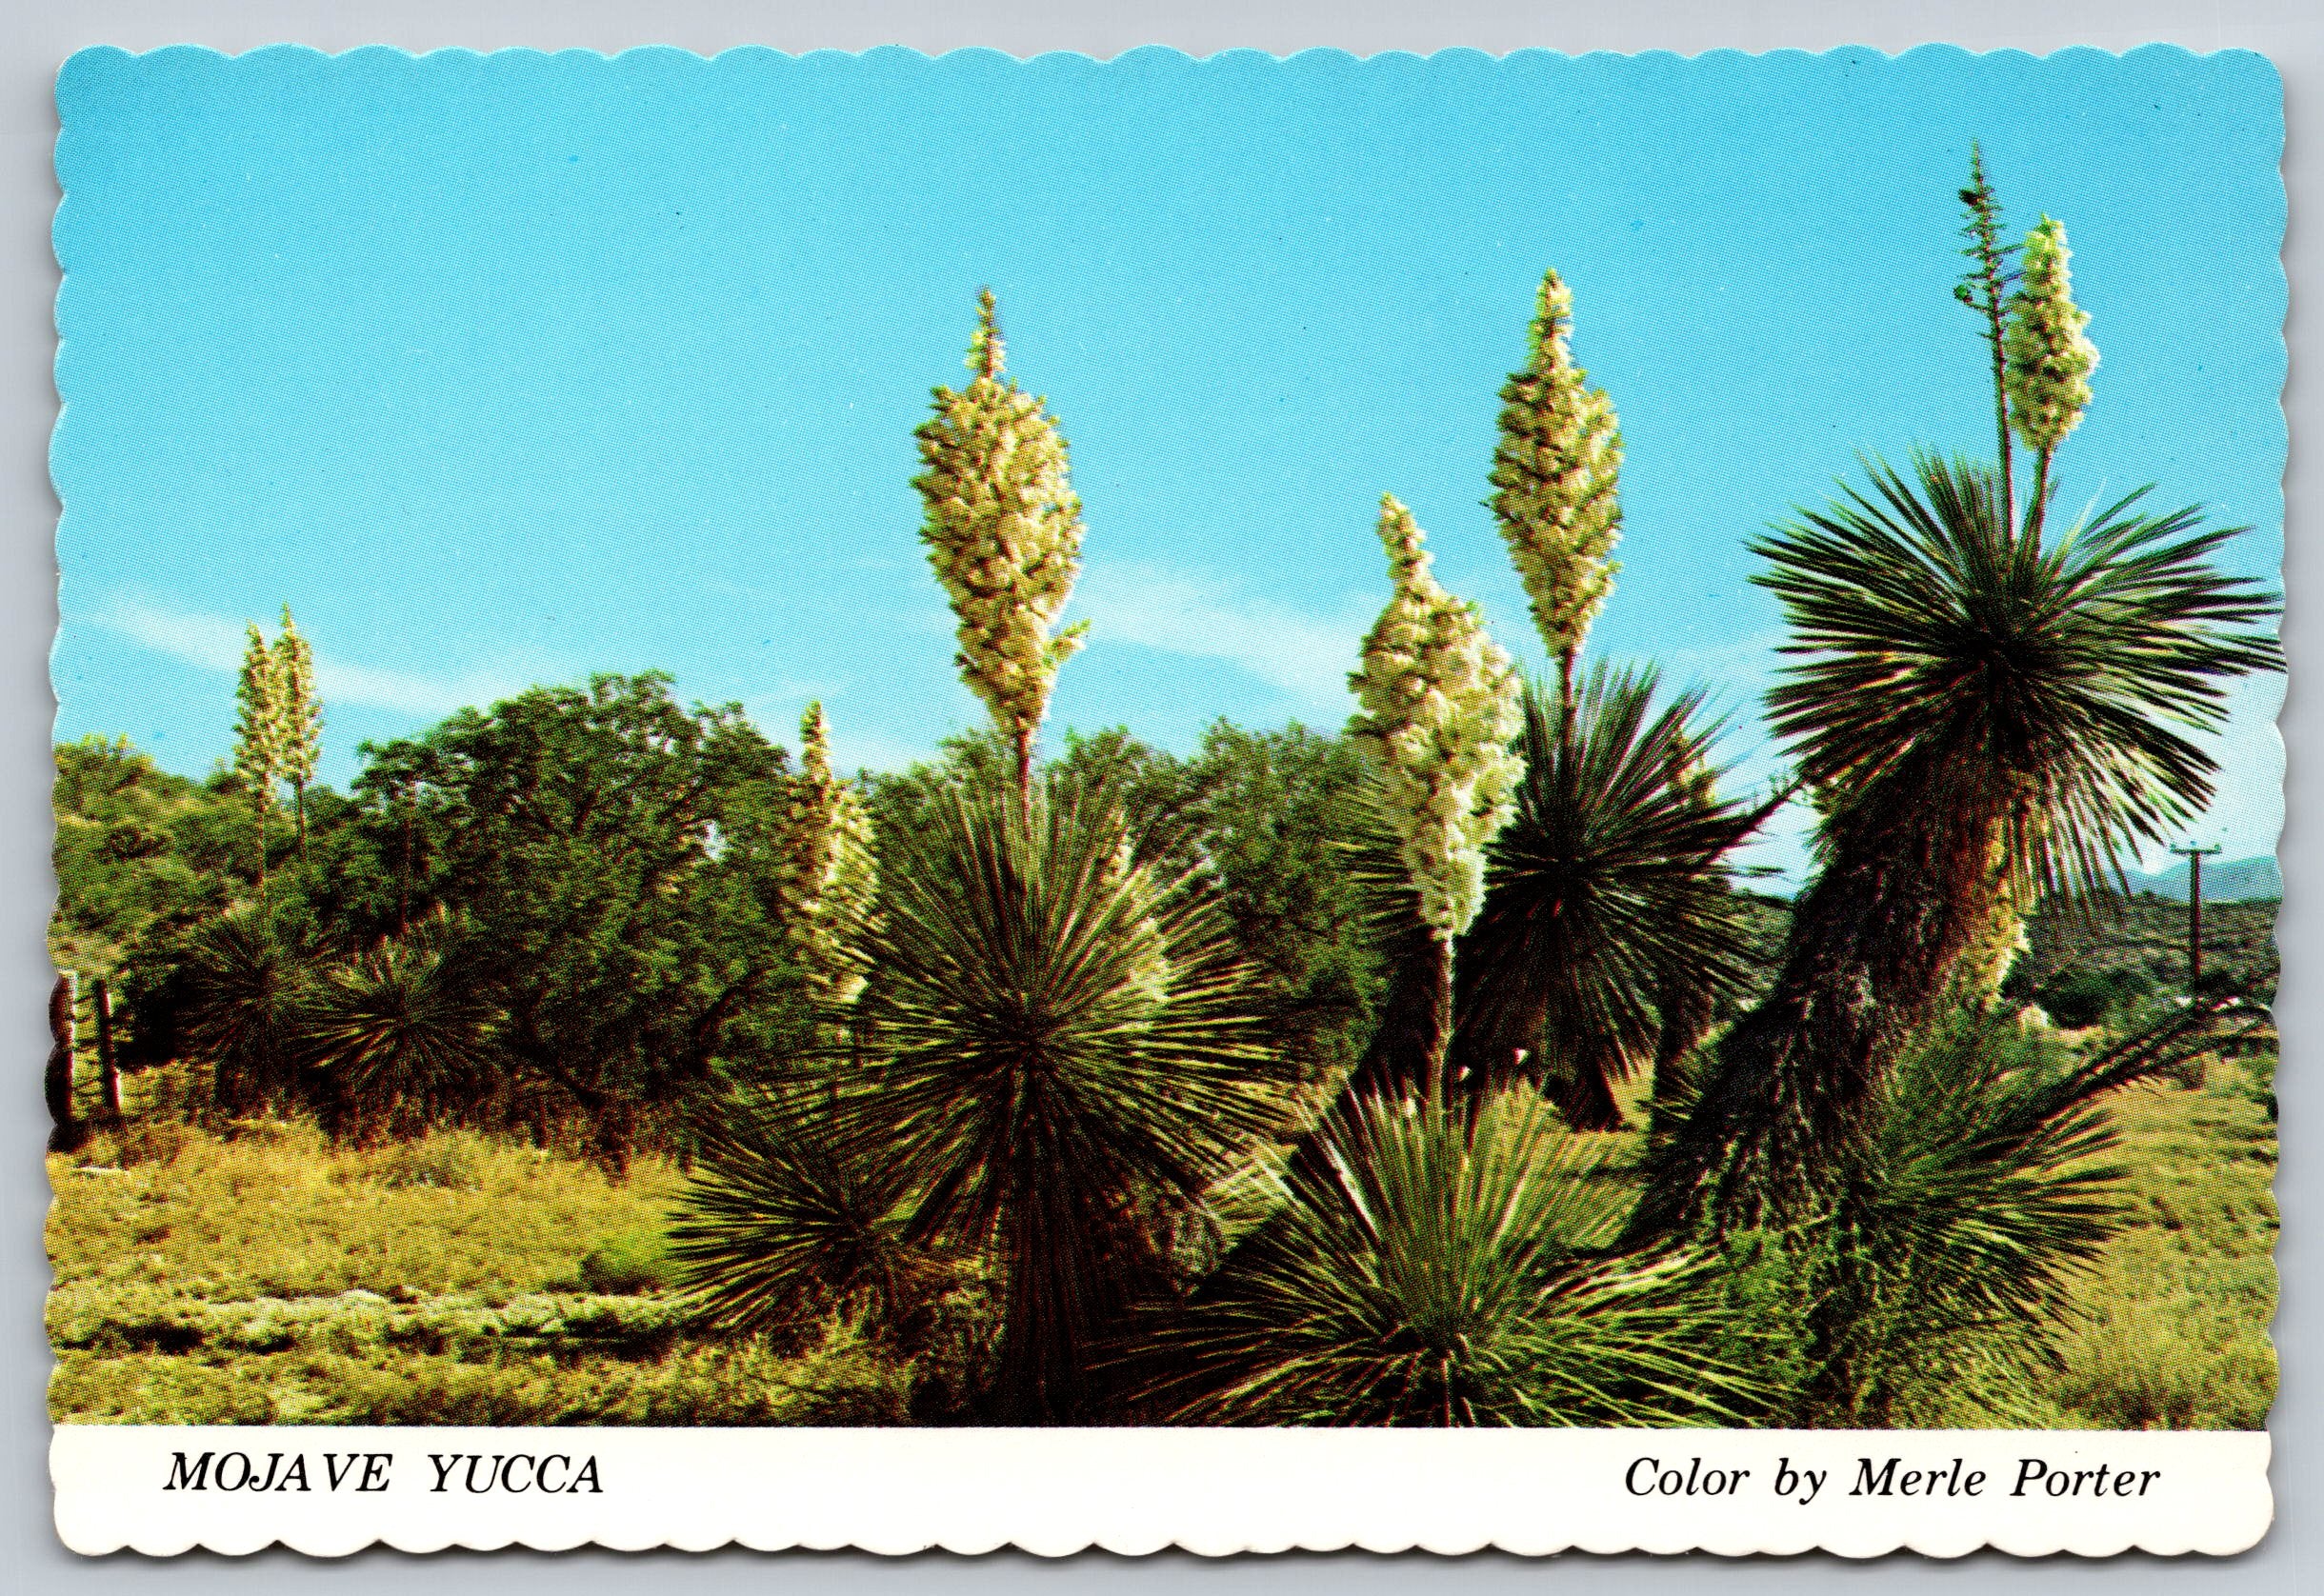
[4,1,2314,1586]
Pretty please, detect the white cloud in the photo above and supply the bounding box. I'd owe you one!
[1072,563,1365,712]
[87,594,552,718]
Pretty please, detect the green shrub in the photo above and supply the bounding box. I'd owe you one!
[2036,967,2154,1030]
[579,1227,672,1294]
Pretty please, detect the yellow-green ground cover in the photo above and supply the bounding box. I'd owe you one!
[2043,1060,2278,1428]
[46,1121,906,1426]
[48,1060,2274,1428]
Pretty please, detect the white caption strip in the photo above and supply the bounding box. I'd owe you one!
[52,1426,2269,1557]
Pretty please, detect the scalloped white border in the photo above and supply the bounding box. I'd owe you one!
[48,41,2285,1563]
[51,1426,2270,1557]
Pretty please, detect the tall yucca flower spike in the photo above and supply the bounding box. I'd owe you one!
[2004,217,2098,540]
[1349,496,1524,1097]
[1953,145,2021,528]
[1488,269,1622,710]
[913,289,1089,814]
[274,605,323,871]
[231,622,281,905]
[777,702,879,1007]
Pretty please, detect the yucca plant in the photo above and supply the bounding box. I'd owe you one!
[1454,667,1767,1128]
[176,907,313,1118]
[1135,1088,1756,1426]
[671,1085,953,1347]
[294,918,500,1140]
[1638,455,2280,1235]
[680,778,1294,1421]
[1795,999,2250,1425]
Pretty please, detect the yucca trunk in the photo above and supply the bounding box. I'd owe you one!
[1633,756,2012,1234]
[1647,967,1716,1132]
[1552,1042,1626,1131]
[1448,970,1627,1130]
[1349,916,1447,1100]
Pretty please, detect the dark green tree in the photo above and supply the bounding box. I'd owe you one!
[351,673,804,1166]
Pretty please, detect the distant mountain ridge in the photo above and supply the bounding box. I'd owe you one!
[2120,854,2280,903]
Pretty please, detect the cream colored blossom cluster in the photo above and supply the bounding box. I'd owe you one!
[231,608,323,811]
[274,605,321,794]
[233,623,280,814]
[912,290,1088,759]
[1349,496,1524,942]
[2004,218,2098,458]
[1489,269,1622,668]
[775,703,879,1006]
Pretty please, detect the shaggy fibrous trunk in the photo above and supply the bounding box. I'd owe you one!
[1349,917,1446,1101]
[1551,1040,1626,1131]
[1629,761,2009,1237]
[1450,972,1627,1131]
[1646,967,1717,1134]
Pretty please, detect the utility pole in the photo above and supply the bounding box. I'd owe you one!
[2170,845,2223,995]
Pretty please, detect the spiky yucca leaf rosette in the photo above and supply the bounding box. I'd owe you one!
[1135,1089,1757,1426]
[676,780,1294,1421]
[1800,1001,2254,1426]
[177,908,312,1118]
[1634,455,2280,1235]
[670,1087,948,1346]
[1454,667,1765,1127]
[295,919,501,1140]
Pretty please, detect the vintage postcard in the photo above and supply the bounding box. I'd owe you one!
[45,44,2282,1555]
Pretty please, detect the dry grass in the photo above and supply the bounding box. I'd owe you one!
[47,1120,910,1425]
[2041,1061,2277,1428]
[47,1050,2274,1427]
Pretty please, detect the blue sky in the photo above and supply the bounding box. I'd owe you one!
[52,44,2285,879]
